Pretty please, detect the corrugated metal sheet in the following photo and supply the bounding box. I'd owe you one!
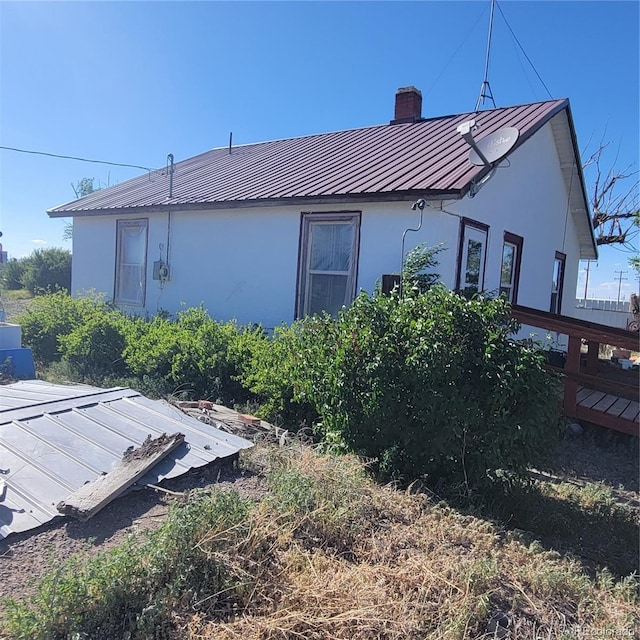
[48,99,569,215]
[0,380,252,539]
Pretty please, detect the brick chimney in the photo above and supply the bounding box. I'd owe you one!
[391,86,423,124]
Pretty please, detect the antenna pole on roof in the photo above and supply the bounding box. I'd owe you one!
[475,0,497,111]
[229,132,233,154]
[167,153,174,198]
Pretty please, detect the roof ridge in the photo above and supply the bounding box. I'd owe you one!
[197,97,568,156]
[47,98,571,215]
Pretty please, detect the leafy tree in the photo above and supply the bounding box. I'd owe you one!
[628,213,640,274]
[63,177,99,241]
[20,247,71,295]
[72,177,97,199]
[402,242,445,294]
[0,258,27,290]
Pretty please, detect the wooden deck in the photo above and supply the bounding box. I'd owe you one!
[512,305,639,437]
[576,387,639,436]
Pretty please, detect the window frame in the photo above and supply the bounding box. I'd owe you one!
[114,218,148,307]
[295,211,361,319]
[499,231,524,304]
[455,218,489,295]
[550,250,566,315]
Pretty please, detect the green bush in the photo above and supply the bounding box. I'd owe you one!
[237,324,319,428]
[123,306,254,404]
[0,258,27,290]
[291,287,562,490]
[18,291,113,366]
[58,311,130,378]
[20,247,71,295]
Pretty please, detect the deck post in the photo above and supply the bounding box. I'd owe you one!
[512,304,638,436]
[586,341,599,376]
[563,334,582,418]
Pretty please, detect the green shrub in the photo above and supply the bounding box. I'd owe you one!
[0,258,27,290]
[58,311,130,378]
[292,287,562,490]
[18,291,113,366]
[20,247,71,295]
[123,306,252,404]
[237,324,319,428]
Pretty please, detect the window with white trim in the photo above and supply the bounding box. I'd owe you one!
[500,232,523,303]
[115,219,148,306]
[297,212,360,318]
[456,219,488,296]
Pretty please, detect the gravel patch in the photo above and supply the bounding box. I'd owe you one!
[0,457,268,608]
[1,296,31,323]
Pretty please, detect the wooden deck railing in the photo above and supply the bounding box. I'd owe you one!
[511,304,639,437]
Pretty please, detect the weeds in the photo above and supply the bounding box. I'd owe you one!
[3,445,638,640]
[2,491,252,640]
[479,477,639,576]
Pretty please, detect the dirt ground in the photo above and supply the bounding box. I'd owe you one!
[1,426,638,612]
[0,457,269,610]
[1,296,31,322]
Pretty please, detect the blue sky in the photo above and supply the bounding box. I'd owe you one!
[1,0,638,300]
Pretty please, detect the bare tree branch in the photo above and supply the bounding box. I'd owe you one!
[584,141,639,247]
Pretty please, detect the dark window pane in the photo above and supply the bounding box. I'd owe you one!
[465,238,482,287]
[501,244,515,287]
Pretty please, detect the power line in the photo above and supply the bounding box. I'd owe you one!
[495,1,554,100]
[0,145,153,173]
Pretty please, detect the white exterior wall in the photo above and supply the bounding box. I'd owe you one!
[451,120,581,313]
[73,203,451,328]
[72,216,117,299]
[70,120,587,328]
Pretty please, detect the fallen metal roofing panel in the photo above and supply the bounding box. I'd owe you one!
[0,380,253,539]
[48,99,569,215]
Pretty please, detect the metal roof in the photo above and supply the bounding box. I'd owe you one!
[48,99,571,215]
[0,380,252,539]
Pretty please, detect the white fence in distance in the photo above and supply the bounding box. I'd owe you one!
[572,299,633,330]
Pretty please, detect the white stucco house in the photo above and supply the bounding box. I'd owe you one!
[48,87,597,329]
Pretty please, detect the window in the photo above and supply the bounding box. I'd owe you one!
[115,219,148,306]
[550,251,566,314]
[456,219,488,296]
[500,232,523,303]
[296,212,360,318]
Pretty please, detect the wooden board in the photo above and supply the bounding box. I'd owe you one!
[591,393,621,414]
[578,390,606,409]
[607,396,633,418]
[57,432,184,521]
[576,387,594,403]
[620,401,640,423]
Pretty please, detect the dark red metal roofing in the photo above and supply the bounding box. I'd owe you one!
[48,99,569,216]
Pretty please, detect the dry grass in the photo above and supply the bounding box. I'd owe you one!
[1,290,32,322]
[184,446,638,640]
[3,444,636,639]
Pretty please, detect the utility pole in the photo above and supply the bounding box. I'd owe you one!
[614,270,628,303]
